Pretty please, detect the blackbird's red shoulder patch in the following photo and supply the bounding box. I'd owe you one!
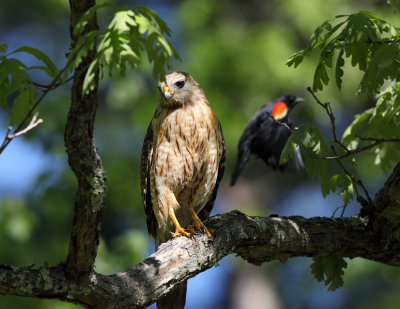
[272,101,288,120]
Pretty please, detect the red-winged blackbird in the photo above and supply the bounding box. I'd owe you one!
[231,95,304,186]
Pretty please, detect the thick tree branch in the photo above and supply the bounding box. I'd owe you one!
[64,0,106,279]
[1,210,400,308]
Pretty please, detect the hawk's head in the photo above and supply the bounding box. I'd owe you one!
[157,72,203,107]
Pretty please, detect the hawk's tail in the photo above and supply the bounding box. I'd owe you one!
[157,281,187,309]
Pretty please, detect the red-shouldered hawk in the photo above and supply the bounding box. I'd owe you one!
[140,71,225,309]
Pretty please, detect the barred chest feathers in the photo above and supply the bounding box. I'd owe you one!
[150,101,220,235]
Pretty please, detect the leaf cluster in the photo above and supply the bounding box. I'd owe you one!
[284,9,400,292]
[287,11,400,96]
[0,45,57,125]
[69,3,180,95]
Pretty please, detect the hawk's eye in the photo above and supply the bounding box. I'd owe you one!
[175,80,185,88]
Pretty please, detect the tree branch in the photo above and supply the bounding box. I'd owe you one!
[1,210,400,308]
[64,0,106,279]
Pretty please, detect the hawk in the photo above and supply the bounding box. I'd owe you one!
[140,71,225,309]
[231,95,304,186]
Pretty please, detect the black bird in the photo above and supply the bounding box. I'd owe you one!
[231,95,304,186]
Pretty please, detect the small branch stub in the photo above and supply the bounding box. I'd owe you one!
[7,113,43,139]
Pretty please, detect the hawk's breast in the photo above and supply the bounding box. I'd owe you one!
[151,101,220,215]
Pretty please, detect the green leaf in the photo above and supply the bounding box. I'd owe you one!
[310,256,325,282]
[342,108,373,150]
[0,58,31,92]
[71,30,98,70]
[0,43,7,55]
[26,65,56,77]
[73,2,116,37]
[289,11,400,95]
[358,44,400,96]
[82,60,99,94]
[0,79,9,109]
[10,46,58,77]
[10,89,34,126]
[311,257,347,291]
[280,131,301,165]
[313,61,329,92]
[344,42,369,71]
[330,174,353,206]
[335,49,345,89]
[302,124,332,196]
[78,6,180,95]
[286,50,305,68]
[303,124,331,155]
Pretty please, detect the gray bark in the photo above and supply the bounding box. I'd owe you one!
[1,208,400,308]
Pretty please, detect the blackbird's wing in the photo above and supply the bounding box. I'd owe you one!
[231,104,273,185]
[140,120,157,239]
[249,105,278,167]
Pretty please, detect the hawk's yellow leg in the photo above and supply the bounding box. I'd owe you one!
[169,207,191,238]
[186,209,212,237]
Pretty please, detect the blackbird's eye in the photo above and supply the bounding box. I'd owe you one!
[175,80,185,88]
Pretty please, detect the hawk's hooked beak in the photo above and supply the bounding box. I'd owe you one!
[162,86,173,100]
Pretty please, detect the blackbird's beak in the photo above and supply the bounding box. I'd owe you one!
[294,97,304,105]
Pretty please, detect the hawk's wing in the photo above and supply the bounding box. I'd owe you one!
[198,119,226,221]
[140,120,157,238]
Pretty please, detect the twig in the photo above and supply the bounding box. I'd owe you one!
[307,87,349,152]
[357,135,400,143]
[7,113,43,139]
[0,127,12,150]
[302,141,387,160]
[265,112,293,132]
[32,75,74,91]
[332,205,346,218]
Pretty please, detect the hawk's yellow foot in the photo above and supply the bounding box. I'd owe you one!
[169,208,192,238]
[190,209,212,237]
